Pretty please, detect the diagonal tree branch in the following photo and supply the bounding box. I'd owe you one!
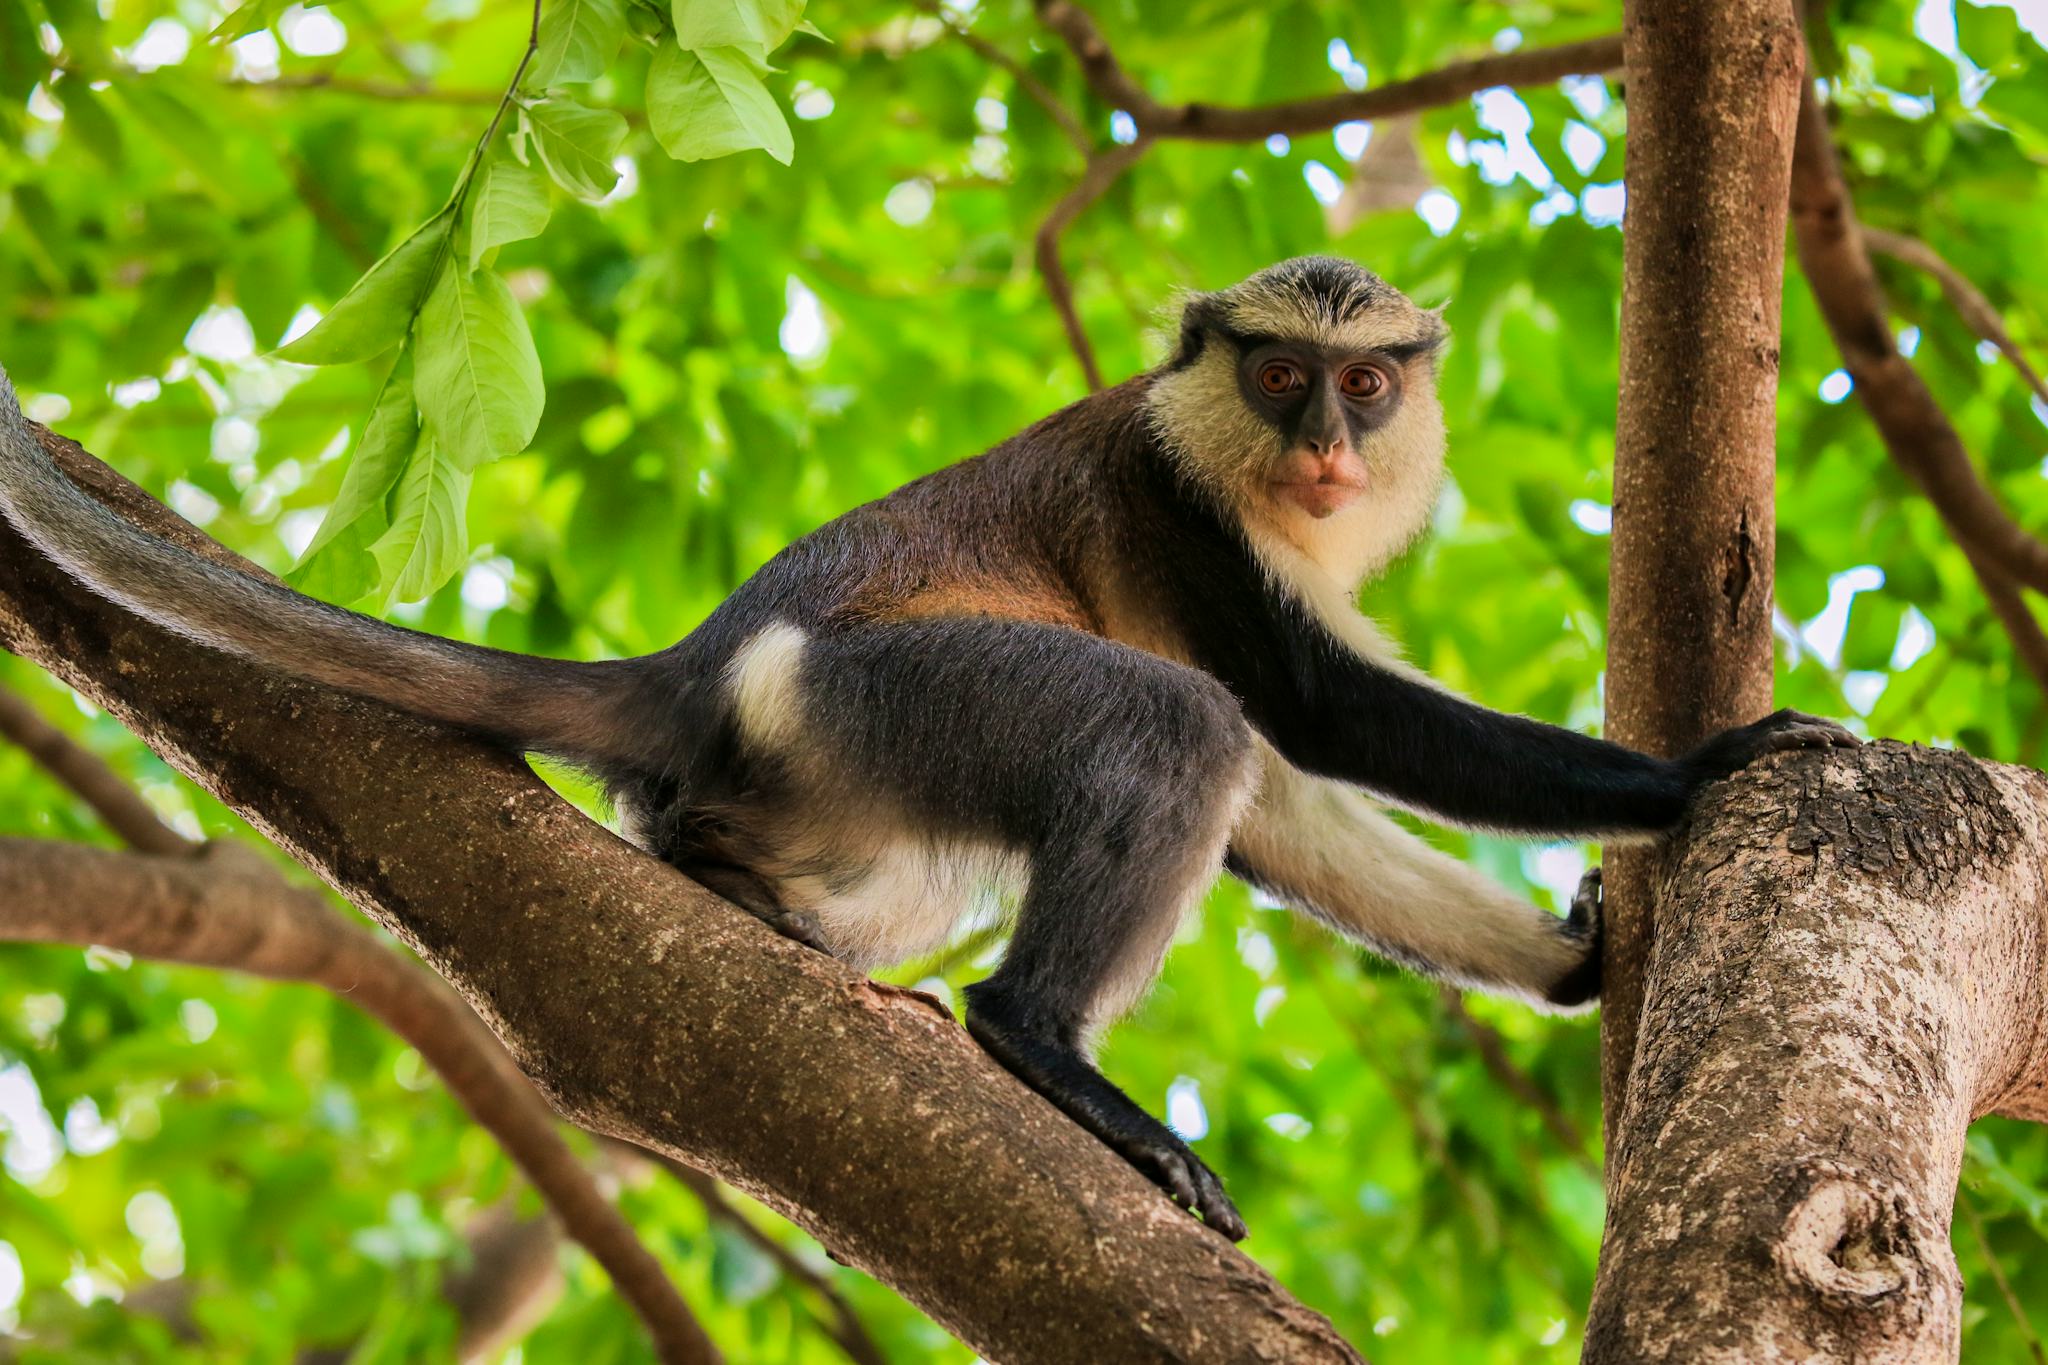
[1034,1,1621,142]
[0,420,1361,1363]
[1789,85,2048,600]
[0,684,889,1362]
[1020,5,1622,387]
[912,0,1091,155]
[0,833,720,1365]
[1862,225,2048,414]
[0,683,190,855]
[1789,85,2048,695]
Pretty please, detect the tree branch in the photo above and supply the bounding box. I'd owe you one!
[0,683,191,856]
[1034,1,1621,142]
[1021,5,1622,388]
[1437,988,1596,1173]
[0,420,1360,1363]
[0,834,720,1365]
[1862,225,2048,414]
[1789,86,2048,599]
[912,0,1090,155]
[1033,139,1148,390]
[637,1150,889,1365]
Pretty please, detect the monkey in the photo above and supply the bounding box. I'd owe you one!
[0,255,1857,1242]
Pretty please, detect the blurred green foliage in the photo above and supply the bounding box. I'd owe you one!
[2,0,2047,1359]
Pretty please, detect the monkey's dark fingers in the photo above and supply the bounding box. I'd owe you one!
[1762,718,1861,751]
[1567,866,1602,934]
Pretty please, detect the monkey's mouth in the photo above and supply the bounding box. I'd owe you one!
[1270,480,1366,519]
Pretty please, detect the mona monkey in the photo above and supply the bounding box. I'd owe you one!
[0,256,1856,1240]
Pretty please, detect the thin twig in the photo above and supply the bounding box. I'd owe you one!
[911,0,1090,154]
[1438,987,1598,1174]
[1033,139,1149,389]
[1036,0,1621,142]
[1790,85,2048,600]
[1862,225,2048,412]
[653,1154,889,1365]
[0,683,193,856]
[1959,1191,2048,1365]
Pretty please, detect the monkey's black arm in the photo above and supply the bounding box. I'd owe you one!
[1213,606,1850,837]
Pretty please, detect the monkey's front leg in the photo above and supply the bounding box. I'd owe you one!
[1231,747,1605,1007]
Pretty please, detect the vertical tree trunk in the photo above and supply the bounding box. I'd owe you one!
[1581,744,2048,1361]
[1602,0,1805,1146]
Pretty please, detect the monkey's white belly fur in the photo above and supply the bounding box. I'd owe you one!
[722,621,1029,967]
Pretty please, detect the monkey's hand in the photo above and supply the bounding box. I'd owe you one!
[1543,867,1603,1009]
[1679,708,1859,788]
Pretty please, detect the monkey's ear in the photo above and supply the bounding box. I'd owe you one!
[1169,294,1224,369]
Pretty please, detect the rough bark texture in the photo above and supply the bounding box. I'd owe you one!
[1584,743,2048,1362]
[1603,0,1806,1144]
[0,424,1360,1365]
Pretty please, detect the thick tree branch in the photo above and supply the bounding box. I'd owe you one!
[1034,1,1621,142]
[0,422,1360,1363]
[1584,743,2048,1359]
[1789,87,2048,598]
[0,834,719,1365]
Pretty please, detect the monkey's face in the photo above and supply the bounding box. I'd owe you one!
[1235,341,1409,520]
[1147,257,1449,583]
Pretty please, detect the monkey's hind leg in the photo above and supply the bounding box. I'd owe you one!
[793,618,1261,1240]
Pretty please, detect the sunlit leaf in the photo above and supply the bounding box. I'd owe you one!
[521,97,627,200]
[274,213,453,365]
[412,264,543,471]
[647,42,793,165]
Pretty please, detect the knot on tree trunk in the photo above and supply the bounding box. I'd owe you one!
[1772,1161,1946,1321]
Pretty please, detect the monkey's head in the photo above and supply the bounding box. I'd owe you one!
[1146,256,1449,582]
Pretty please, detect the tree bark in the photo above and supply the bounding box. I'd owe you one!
[1603,0,1805,1149]
[1583,742,2048,1361]
[0,423,1360,1365]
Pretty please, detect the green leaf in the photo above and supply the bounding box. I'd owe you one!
[370,438,472,603]
[531,0,626,86]
[297,352,420,564]
[522,98,627,200]
[647,42,793,165]
[52,80,123,168]
[208,0,289,42]
[0,0,45,104]
[413,265,543,471]
[274,212,452,365]
[672,0,803,57]
[464,157,552,272]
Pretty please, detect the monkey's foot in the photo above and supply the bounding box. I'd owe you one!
[762,908,833,955]
[1543,867,1603,1008]
[964,1004,1248,1241]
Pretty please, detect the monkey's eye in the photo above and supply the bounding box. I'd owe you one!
[1339,365,1387,399]
[1258,362,1305,396]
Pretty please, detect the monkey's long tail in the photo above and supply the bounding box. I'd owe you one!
[0,364,657,769]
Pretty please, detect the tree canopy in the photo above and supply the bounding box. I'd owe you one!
[3,0,2048,1359]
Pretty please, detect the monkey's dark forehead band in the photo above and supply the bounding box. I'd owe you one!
[1210,323,1446,363]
